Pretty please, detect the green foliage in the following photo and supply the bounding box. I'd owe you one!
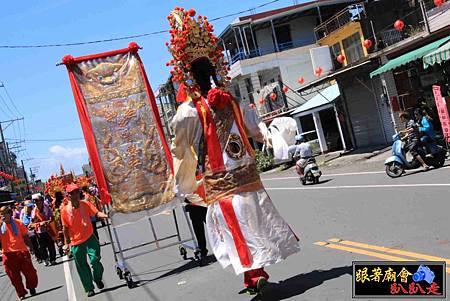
[255,150,274,173]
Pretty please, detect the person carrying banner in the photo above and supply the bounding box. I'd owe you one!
[0,206,39,300]
[61,183,108,297]
[167,7,300,295]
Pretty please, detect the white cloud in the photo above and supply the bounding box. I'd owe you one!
[49,145,87,158]
[37,145,89,180]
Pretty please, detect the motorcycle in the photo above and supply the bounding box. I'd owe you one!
[295,156,322,185]
[385,134,446,178]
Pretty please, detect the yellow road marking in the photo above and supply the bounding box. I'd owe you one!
[314,241,329,246]
[336,240,450,265]
[328,238,341,243]
[316,238,450,273]
[322,243,412,261]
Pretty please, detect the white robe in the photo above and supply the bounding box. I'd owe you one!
[171,100,300,275]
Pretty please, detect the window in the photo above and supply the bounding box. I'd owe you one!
[275,24,293,50]
[331,43,342,58]
[342,32,365,64]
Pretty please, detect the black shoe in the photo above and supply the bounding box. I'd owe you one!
[29,288,36,295]
[87,290,95,297]
[95,280,105,289]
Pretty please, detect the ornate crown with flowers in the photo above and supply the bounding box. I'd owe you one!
[76,176,92,189]
[45,175,65,198]
[166,7,231,98]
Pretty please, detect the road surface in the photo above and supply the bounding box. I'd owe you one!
[1,162,449,300]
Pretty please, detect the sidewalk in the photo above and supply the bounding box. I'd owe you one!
[264,145,392,175]
[319,145,391,168]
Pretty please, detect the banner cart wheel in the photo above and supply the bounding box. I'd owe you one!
[179,246,188,260]
[116,266,124,280]
[124,271,135,289]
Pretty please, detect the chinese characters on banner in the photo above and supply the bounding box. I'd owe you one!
[62,43,175,215]
[433,85,450,142]
[353,261,445,298]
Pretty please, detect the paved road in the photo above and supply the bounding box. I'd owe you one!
[1,162,450,301]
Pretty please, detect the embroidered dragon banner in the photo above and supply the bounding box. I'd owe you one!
[62,43,174,214]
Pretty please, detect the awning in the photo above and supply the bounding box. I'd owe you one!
[291,83,340,116]
[423,40,450,68]
[370,36,450,78]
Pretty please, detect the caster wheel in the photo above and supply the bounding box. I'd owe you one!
[116,267,124,280]
[179,246,188,260]
[194,250,201,261]
[124,272,134,289]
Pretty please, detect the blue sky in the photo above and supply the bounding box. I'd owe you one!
[0,0,294,180]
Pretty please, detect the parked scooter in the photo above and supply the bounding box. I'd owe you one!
[385,133,446,178]
[295,156,322,185]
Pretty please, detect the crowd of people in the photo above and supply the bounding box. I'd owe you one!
[0,180,106,299]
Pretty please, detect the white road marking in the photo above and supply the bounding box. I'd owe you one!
[63,255,78,301]
[263,166,450,181]
[266,183,450,191]
[263,170,385,181]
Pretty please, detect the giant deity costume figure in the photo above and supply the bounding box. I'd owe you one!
[167,7,300,293]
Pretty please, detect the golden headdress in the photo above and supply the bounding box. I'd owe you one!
[45,175,65,198]
[166,7,230,97]
[75,176,92,189]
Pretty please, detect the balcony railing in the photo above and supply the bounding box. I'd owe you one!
[227,37,315,64]
[375,7,426,51]
[314,4,365,41]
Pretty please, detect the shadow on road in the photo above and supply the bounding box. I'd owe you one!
[316,179,333,185]
[391,163,450,178]
[138,255,217,284]
[25,285,64,298]
[249,266,352,301]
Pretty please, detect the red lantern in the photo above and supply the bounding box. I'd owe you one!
[315,67,323,77]
[434,0,444,6]
[363,39,373,49]
[282,86,289,93]
[259,98,265,105]
[270,92,277,101]
[337,54,346,64]
[297,77,305,85]
[394,20,405,31]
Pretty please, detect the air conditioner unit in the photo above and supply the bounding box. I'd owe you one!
[310,46,333,75]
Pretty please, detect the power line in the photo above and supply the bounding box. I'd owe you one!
[0,83,22,116]
[7,137,84,142]
[0,0,283,49]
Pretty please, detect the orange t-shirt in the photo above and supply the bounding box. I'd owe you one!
[60,200,98,246]
[0,219,29,253]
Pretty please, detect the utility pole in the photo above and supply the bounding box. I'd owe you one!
[0,123,14,192]
[21,160,30,194]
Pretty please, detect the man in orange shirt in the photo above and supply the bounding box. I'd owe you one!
[61,183,108,297]
[0,206,38,300]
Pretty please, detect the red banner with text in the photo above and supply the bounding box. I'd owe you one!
[432,85,450,142]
